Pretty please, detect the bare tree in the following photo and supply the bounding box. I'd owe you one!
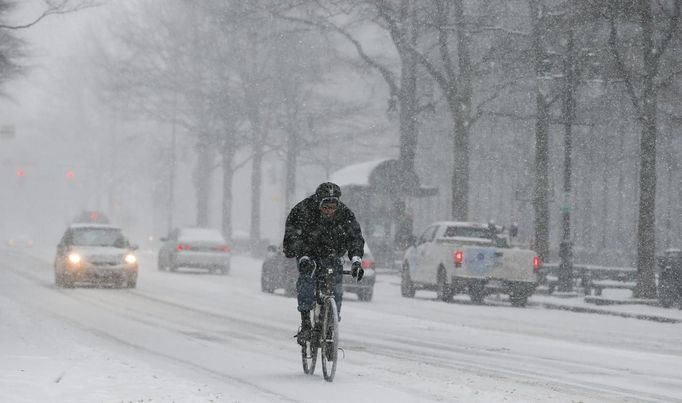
[570,0,682,297]
[0,0,96,93]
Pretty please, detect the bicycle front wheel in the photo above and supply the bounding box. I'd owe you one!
[302,305,320,375]
[320,299,339,382]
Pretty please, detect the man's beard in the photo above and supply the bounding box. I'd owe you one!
[320,212,335,222]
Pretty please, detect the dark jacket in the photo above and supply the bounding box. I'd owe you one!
[283,194,364,260]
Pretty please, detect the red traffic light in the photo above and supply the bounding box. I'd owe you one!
[66,171,76,181]
[16,168,25,177]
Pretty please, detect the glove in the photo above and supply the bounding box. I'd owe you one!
[298,256,315,274]
[351,256,364,282]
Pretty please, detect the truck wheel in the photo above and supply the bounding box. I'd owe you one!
[510,284,530,307]
[509,291,528,307]
[469,282,485,304]
[401,263,416,298]
[436,268,453,302]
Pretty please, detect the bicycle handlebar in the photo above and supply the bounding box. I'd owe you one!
[309,267,353,278]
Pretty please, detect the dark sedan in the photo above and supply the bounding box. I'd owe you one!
[261,244,376,301]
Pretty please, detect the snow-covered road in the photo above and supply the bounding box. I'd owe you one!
[1,248,681,402]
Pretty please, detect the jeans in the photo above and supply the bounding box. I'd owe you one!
[297,256,344,316]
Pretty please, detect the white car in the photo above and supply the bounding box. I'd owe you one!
[7,234,34,248]
[158,227,231,274]
[402,221,539,306]
[54,224,138,288]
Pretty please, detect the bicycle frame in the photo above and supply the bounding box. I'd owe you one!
[301,258,351,382]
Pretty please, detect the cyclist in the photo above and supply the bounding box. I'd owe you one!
[283,182,365,345]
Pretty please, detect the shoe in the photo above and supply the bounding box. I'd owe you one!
[296,318,312,345]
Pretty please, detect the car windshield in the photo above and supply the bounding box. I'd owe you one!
[71,228,127,248]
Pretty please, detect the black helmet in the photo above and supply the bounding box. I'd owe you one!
[315,182,341,205]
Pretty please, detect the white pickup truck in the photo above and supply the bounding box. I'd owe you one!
[401,221,540,306]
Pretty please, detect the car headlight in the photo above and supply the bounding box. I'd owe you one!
[68,253,81,264]
[124,254,137,264]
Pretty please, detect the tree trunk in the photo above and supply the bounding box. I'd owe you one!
[284,126,297,211]
[250,147,263,242]
[449,0,472,221]
[530,0,550,261]
[634,2,658,298]
[193,138,213,227]
[397,1,418,175]
[532,92,550,262]
[221,145,235,244]
[450,109,470,221]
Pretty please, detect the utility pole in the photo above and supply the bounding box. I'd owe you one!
[558,30,576,292]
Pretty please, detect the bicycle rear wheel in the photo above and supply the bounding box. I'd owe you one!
[320,300,339,382]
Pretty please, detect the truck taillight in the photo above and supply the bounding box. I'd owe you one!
[454,250,463,267]
[176,243,192,251]
[361,259,373,269]
[533,256,541,273]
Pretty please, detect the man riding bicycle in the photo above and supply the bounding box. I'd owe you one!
[283,182,365,345]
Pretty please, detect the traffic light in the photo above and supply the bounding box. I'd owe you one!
[66,170,76,181]
[15,168,25,189]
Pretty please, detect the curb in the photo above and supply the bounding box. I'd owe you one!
[537,301,681,324]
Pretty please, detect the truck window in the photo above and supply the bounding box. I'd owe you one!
[443,226,490,239]
[418,226,438,245]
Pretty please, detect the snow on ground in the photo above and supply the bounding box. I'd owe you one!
[1,246,681,402]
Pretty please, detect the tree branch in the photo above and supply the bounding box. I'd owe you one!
[652,0,681,70]
[0,1,99,30]
[608,15,643,119]
[271,5,400,100]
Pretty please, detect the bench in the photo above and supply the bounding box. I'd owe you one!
[589,279,637,296]
[540,263,637,296]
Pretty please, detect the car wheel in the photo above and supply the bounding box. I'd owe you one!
[55,271,63,287]
[284,280,297,297]
[436,267,453,302]
[127,280,137,288]
[401,263,416,298]
[358,289,373,302]
[220,266,229,275]
[157,256,165,271]
[261,266,274,293]
[62,274,75,288]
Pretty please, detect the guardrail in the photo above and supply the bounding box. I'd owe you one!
[539,262,638,295]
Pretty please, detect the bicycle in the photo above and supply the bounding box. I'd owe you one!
[300,259,350,382]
